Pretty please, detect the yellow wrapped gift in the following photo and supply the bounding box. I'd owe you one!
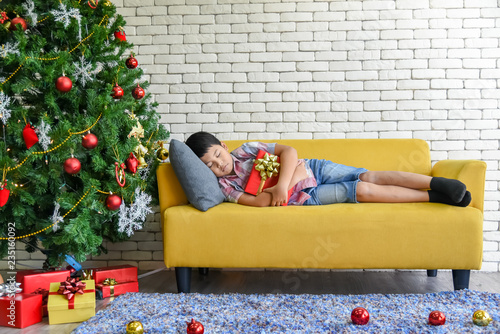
[47,279,96,325]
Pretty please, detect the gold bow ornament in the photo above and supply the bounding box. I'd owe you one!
[254,153,280,195]
[102,277,117,298]
[102,278,117,286]
[81,269,94,280]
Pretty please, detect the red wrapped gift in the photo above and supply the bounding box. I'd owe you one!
[96,281,139,298]
[32,288,49,317]
[16,269,71,294]
[93,265,137,284]
[0,293,42,329]
[244,150,293,205]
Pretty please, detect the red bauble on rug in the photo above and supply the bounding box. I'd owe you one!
[186,319,204,334]
[55,76,73,93]
[82,133,98,150]
[64,157,81,174]
[351,307,370,325]
[106,194,122,211]
[429,310,446,326]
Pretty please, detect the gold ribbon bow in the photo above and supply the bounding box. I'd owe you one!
[81,269,94,280]
[254,153,280,195]
[102,278,117,286]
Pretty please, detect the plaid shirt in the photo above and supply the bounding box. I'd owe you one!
[218,142,317,205]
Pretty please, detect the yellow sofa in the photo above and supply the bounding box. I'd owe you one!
[156,139,486,293]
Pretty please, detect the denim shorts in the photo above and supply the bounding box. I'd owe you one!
[303,159,368,205]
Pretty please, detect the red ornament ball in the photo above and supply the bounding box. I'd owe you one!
[132,84,145,100]
[110,83,124,99]
[114,29,126,42]
[186,319,204,334]
[351,307,370,325]
[429,310,446,326]
[56,76,73,93]
[126,53,138,69]
[106,194,122,211]
[82,133,98,150]
[9,16,28,31]
[64,157,81,174]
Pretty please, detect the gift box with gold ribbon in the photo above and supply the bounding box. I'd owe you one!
[96,280,139,299]
[93,265,137,284]
[244,150,293,204]
[47,278,95,325]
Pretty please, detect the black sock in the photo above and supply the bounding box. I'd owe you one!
[430,177,467,203]
[428,190,471,207]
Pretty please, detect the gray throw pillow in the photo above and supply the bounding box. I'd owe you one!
[169,139,225,211]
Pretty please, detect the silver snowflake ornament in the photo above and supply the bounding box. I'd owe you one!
[73,55,94,87]
[36,120,52,151]
[118,187,153,237]
[50,3,82,41]
[22,0,38,27]
[51,202,64,232]
[1,42,20,58]
[0,91,12,124]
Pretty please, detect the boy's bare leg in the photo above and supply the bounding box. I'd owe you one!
[359,171,431,189]
[356,174,471,206]
[356,182,429,203]
[360,171,466,203]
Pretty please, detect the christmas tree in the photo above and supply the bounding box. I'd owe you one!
[0,0,169,268]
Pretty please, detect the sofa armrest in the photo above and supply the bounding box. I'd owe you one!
[431,160,487,212]
[156,163,188,216]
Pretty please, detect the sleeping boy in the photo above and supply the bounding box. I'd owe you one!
[186,131,471,208]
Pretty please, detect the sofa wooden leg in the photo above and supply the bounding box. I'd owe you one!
[175,267,192,293]
[199,268,209,276]
[427,270,438,277]
[452,269,470,290]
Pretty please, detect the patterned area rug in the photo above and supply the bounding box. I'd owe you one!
[73,290,499,333]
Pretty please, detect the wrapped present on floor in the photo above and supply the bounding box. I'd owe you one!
[90,265,139,299]
[32,288,50,317]
[47,278,95,325]
[16,269,71,294]
[93,264,138,285]
[96,279,139,299]
[244,150,293,205]
[16,269,70,317]
[0,292,42,329]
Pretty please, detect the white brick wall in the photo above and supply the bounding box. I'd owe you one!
[3,0,499,273]
[121,0,500,272]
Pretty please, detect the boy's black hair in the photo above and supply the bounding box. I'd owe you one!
[185,131,221,158]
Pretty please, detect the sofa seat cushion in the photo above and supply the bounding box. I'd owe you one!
[163,203,483,270]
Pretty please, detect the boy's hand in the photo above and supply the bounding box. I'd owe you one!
[264,184,288,206]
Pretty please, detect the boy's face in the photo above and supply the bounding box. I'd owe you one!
[200,143,234,177]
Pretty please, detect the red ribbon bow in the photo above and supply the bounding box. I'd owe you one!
[33,288,50,304]
[57,277,86,301]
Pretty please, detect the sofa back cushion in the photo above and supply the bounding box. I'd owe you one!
[225,139,431,175]
[157,138,432,214]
